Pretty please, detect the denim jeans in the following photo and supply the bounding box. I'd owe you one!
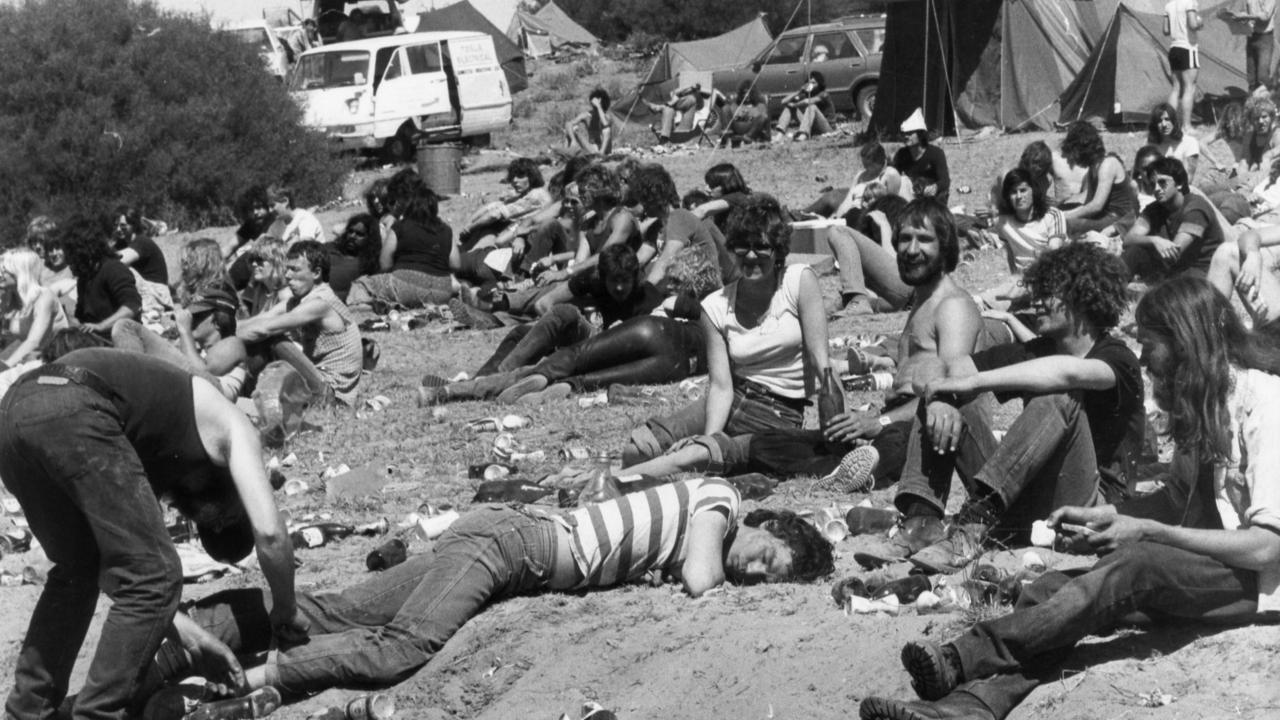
[476,304,595,377]
[187,505,558,694]
[1248,31,1274,90]
[826,226,912,309]
[895,392,1104,537]
[534,315,703,391]
[0,379,183,720]
[625,381,806,465]
[948,542,1259,719]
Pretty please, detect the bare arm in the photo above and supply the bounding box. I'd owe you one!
[692,199,731,221]
[1065,156,1122,219]
[928,355,1118,399]
[378,225,397,271]
[3,290,56,366]
[680,508,730,597]
[236,296,325,342]
[701,311,734,435]
[795,267,831,386]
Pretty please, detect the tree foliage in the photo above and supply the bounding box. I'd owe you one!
[0,0,348,240]
[548,0,847,43]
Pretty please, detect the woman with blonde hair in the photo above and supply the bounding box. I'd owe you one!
[1,247,69,368]
[240,237,290,318]
[177,238,235,307]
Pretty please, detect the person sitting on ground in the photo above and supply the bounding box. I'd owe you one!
[27,217,77,319]
[859,275,1280,720]
[177,238,238,308]
[326,213,381,302]
[61,216,141,336]
[1242,95,1280,174]
[621,194,831,465]
[111,205,173,314]
[882,243,1143,575]
[1,346,301,720]
[1209,223,1280,326]
[143,479,834,701]
[459,158,553,250]
[893,110,951,204]
[690,163,753,232]
[826,142,907,220]
[0,247,69,371]
[269,184,326,246]
[774,71,832,141]
[981,167,1068,310]
[113,288,249,401]
[238,241,364,420]
[631,163,733,299]
[1241,156,1280,225]
[347,176,458,309]
[1149,102,1200,181]
[227,185,281,291]
[420,247,704,406]
[648,82,722,144]
[1122,156,1225,280]
[719,80,771,146]
[365,178,396,249]
[564,87,614,156]
[620,199,999,493]
[1061,121,1139,237]
[239,238,290,319]
[826,193,911,317]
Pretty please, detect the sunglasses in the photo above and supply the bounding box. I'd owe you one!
[730,243,775,256]
[1152,177,1177,190]
[247,255,266,266]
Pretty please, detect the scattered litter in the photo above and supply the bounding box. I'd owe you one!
[282,478,310,496]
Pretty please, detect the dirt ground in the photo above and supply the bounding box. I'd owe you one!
[3,124,1280,720]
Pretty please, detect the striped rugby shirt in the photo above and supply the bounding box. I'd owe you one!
[562,478,741,589]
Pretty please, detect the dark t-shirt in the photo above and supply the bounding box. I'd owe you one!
[1139,193,1225,274]
[972,335,1145,498]
[568,271,681,328]
[892,144,951,202]
[646,208,734,296]
[75,259,142,326]
[392,217,453,276]
[128,236,169,285]
[56,348,210,494]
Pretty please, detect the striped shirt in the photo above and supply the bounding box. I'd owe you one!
[563,478,740,590]
[286,283,362,405]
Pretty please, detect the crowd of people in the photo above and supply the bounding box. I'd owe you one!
[5,91,1280,720]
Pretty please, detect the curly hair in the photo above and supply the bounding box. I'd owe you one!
[724,192,792,271]
[1135,276,1280,461]
[575,163,620,208]
[1060,121,1106,168]
[629,164,680,217]
[996,167,1048,220]
[597,243,639,286]
[1022,243,1128,330]
[506,157,545,189]
[742,509,835,583]
[1245,95,1276,133]
[24,215,56,249]
[1219,101,1249,142]
[58,215,115,279]
[178,238,231,306]
[246,236,289,293]
[335,212,382,275]
[588,87,611,112]
[734,79,763,107]
[894,198,959,272]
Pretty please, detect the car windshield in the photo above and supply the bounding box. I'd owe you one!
[290,51,370,90]
[229,27,272,53]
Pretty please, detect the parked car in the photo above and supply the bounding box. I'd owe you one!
[313,0,405,43]
[715,16,884,119]
[226,20,290,81]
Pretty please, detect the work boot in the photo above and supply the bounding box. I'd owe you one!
[859,692,995,720]
[901,640,963,700]
[887,514,946,559]
[909,522,988,575]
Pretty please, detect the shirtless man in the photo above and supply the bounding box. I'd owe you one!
[1208,223,1280,326]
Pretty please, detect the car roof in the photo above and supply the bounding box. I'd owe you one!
[300,30,485,53]
[779,15,885,36]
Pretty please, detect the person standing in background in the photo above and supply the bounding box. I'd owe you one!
[1243,0,1276,92]
[1164,0,1203,129]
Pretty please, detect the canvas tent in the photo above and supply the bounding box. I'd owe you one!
[416,0,529,94]
[870,0,1248,134]
[615,15,773,119]
[507,0,599,57]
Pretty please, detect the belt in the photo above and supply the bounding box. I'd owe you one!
[735,378,808,412]
[18,364,123,411]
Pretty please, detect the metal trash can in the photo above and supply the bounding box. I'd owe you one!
[416,142,464,196]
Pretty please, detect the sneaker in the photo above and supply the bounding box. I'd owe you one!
[449,298,502,330]
[908,523,988,575]
[859,693,994,720]
[497,373,549,403]
[813,446,879,493]
[515,381,571,406]
[900,641,962,701]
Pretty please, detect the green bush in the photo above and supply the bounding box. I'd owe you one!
[0,0,349,239]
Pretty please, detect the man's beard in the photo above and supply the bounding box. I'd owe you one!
[898,252,944,287]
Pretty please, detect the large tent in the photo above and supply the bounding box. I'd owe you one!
[416,0,529,94]
[507,0,599,57]
[615,15,773,120]
[871,0,1249,134]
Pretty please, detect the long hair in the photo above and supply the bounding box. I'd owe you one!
[1,247,46,311]
[179,238,230,306]
[996,167,1047,220]
[246,236,289,293]
[506,157,545,189]
[1061,121,1106,167]
[336,213,382,275]
[704,163,749,195]
[1134,277,1280,460]
[59,216,114,279]
[1147,102,1184,144]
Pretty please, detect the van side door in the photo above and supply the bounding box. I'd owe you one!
[442,35,511,135]
[373,42,452,139]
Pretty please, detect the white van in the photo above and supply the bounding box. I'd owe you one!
[225,20,290,81]
[289,31,512,158]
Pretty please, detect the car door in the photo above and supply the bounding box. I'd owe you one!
[754,33,809,113]
[374,43,451,138]
[442,35,511,135]
[806,30,863,114]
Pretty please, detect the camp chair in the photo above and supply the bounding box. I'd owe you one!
[649,104,721,146]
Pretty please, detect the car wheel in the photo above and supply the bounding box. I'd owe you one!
[855,84,876,120]
[384,124,417,162]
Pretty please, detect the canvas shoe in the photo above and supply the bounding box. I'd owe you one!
[813,445,879,493]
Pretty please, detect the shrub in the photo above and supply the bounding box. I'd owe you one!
[0,0,349,240]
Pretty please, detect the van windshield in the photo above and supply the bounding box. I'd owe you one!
[229,27,271,53]
[290,51,370,91]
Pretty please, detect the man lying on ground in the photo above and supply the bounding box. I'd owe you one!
[143,479,833,699]
[860,275,1280,720]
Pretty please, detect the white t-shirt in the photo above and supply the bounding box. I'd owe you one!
[701,263,809,399]
[1165,0,1199,50]
[1163,135,1200,164]
[282,208,327,246]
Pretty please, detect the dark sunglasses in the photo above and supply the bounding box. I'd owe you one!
[730,243,775,256]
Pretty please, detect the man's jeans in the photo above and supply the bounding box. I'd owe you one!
[0,379,183,720]
[827,226,912,309]
[895,392,1103,536]
[534,315,703,391]
[187,506,558,694]
[1248,31,1275,90]
[476,304,595,377]
[948,541,1259,718]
